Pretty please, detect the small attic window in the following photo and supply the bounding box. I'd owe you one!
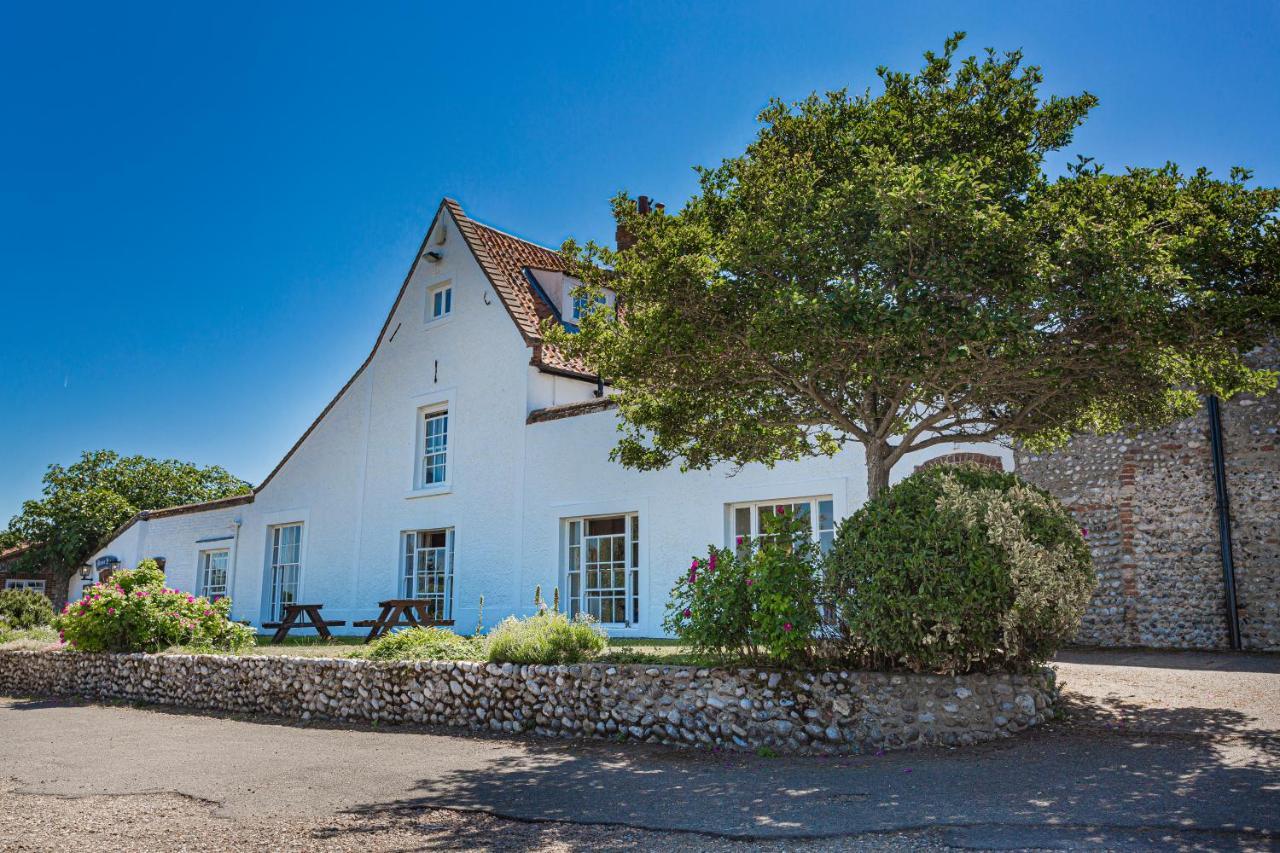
[564,277,611,325]
[427,280,453,323]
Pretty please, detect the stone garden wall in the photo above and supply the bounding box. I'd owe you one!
[1016,342,1279,651]
[0,650,1055,755]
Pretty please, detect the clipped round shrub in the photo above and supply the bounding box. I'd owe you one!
[0,587,55,629]
[826,464,1094,674]
[485,609,607,665]
[367,626,482,661]
[54,560,255,653]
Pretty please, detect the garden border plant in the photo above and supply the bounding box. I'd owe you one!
[824,463,1095,674]
[54,560,255,654]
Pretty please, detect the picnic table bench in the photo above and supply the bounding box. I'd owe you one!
[355,598,454,642]
[262,603,347,644]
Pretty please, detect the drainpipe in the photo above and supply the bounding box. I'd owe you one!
[1207,395,1242,650]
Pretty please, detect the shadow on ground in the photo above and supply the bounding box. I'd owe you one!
[317,697,1278,850]
[1057,647,1280,674]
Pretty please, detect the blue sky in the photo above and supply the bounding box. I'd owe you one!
[2,1,1278,522]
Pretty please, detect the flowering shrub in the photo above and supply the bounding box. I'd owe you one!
[825,464,1094,674]
[664,511,822,666]
[54,560,255,653]
[0,587,55,629]
[486,609,607,665]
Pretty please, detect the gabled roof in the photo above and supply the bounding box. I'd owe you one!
[93,198,601,546]
[447,200,594,378]
[0,542,34,563]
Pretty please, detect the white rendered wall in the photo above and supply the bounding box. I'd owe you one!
[84,206,1013,637]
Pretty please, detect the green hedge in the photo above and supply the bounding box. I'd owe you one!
[0,587,55,630]
[825,464,1094,673]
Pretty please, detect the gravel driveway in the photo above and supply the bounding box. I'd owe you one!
[1,649,1276,851]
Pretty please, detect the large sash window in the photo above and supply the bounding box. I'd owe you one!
[564,514,639,626]
[267,524,302,620]
[403,528,454,620]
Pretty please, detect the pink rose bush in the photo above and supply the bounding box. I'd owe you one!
[55,560,254,654]
[663,510,822,665]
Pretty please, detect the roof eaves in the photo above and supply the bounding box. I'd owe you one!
[526,397,618,424]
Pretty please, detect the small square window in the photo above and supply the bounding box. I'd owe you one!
[428,282,453,322]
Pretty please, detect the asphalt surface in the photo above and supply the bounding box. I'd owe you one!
[2,650,1277,850]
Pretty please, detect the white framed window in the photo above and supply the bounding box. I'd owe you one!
[198,549,230,600]
[427,280,453,322]
[563,513,639,626]
[417,407,449,488]
[4,578,46,593]
[402,528,454,620]
[729,496,836,555]
[267,523,303,620]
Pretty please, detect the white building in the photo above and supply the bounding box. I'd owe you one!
[81,198,1010,636]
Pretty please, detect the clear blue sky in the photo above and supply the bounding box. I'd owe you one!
[2,1,1278,522]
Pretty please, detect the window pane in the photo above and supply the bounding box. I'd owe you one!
[587,516,625,536]
[818,499,834,532]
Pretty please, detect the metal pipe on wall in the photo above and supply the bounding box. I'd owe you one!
[1207,395,1242,651]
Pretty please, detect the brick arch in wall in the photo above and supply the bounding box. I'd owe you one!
[914,452,1004,473]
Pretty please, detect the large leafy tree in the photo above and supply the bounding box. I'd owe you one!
[552,35,1280,497]
[3,450,250,581]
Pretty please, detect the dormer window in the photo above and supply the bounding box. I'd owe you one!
[566,277,611,326]
[571,292,607,323]
[427,280,453,323]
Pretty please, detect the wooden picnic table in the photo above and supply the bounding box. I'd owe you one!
[354,598,454,642]
[262,603,347,644]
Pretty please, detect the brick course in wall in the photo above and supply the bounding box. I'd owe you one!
[1016,342,1279,651]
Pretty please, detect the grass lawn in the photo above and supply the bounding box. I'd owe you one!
[1,625,708,666]
[0,626,59,651]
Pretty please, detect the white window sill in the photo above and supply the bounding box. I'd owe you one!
[422,315,454,331]
[405,485,452,500]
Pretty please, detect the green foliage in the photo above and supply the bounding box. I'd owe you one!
[485,609,607,665]
[825,464,1095,674]
[663,511,822,665]
[4,450,250,582]
[0,588,55,629]
[54,560,255,654]
[367,626,483,661]
[550,34,1280,498]
[0,625,59,649]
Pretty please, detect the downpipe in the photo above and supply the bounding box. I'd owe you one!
[1207,395,1242,651]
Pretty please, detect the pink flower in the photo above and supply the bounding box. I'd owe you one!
[203,609,213,617]
[708,553,717,571]
[683,608,691,618]
[690,558,698,571]
[783,623,793,632]
[186,594,195,603]
[736,536,744,546]
[745,579,754,587]
[689,570,697,582]
[107,607,116,615]
[1080,527,1089,538]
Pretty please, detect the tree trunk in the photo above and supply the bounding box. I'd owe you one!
[865,442,892,500]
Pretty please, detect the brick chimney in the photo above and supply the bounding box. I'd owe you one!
[615,195,662,251]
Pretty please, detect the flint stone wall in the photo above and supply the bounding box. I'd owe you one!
[0,651,1055,754]
[1016,341,1279,651]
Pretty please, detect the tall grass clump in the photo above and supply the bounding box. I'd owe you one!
[485,610,607,665]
